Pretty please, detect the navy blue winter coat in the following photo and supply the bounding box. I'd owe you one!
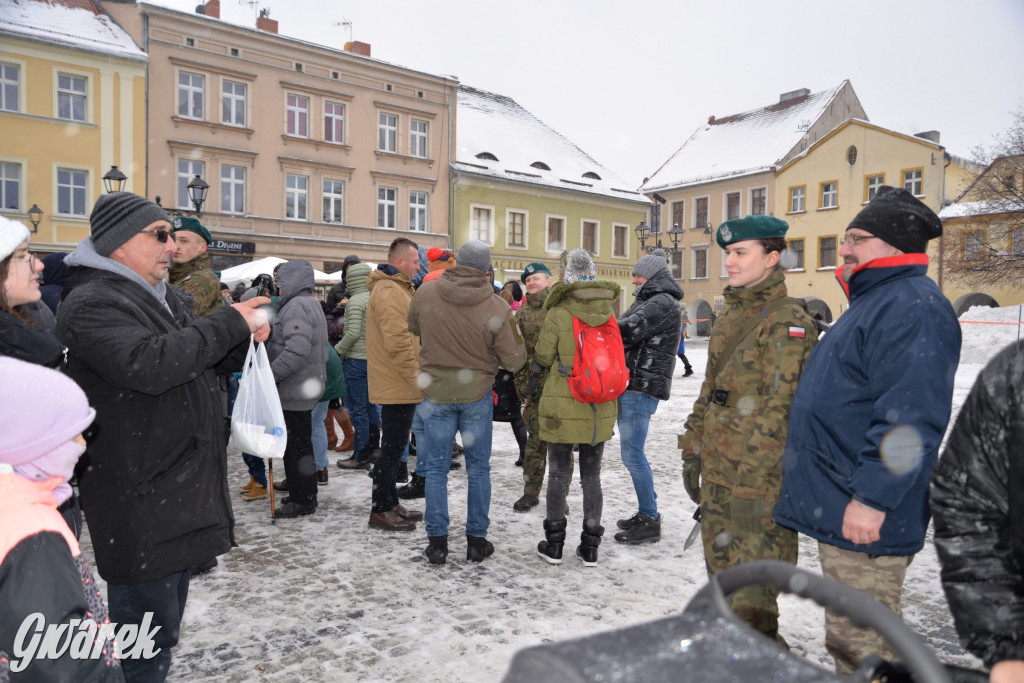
[773,255,961,556]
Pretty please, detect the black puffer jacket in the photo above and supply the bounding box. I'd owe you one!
[618,268,682,400]
[931,339,1024,669]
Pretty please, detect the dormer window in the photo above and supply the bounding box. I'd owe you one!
[530,161,551,171]
[583,171,601,180]
[475,152,499,161]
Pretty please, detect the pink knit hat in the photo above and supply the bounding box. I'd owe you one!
[0,357,95,466]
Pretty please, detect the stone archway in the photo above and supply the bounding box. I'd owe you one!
[689,299,714,337]
[952,292,999,317]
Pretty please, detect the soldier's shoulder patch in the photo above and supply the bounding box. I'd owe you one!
[510,317,524,344]
[788,326,806,339]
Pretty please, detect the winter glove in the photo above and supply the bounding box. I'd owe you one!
[682,458,701,504]
[729,495,764,535]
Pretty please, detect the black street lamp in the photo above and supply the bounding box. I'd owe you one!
[102,165,128,193]
[27,204,43,233]
[636,221,684,255]
[187,174,209,216]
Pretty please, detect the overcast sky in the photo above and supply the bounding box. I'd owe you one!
[152,0,1024,187]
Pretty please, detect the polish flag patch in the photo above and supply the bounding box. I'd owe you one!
[788,327,806,338]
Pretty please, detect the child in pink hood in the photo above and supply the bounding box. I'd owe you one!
[0,356,123,682]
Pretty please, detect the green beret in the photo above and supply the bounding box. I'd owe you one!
[716,215,788,249]
[520,262,552,283]
[171,215,212,245]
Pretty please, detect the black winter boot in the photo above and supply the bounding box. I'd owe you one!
[537,518,567,565]
[466,535,494,563]
[425,535,448,565]
[576,523,604,567]
[613,513,661,545]
[398,473,425,499]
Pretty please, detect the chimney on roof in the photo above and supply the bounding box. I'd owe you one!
[256,8,278,34]
[195,0,219,18]
[779,88,810,103]
[344,41,371,57]
[914,130,941,144]
[708,115,715,124]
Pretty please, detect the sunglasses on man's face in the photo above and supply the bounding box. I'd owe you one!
[140,228,175,243]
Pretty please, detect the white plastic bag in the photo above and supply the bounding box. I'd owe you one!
[231,336,287,459]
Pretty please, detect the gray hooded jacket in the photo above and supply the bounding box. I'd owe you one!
[267,260,328,411]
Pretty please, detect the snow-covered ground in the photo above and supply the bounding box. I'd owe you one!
[78,305,1023,682]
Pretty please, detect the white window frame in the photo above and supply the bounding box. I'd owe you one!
[220,164,245,215]
[177,70,205,120]
[724,191,741,221]
[749,186,768,216]
[324,101,345,144]
[545,214,566,254]
[377,186,397,228]
[818,235,838,269]
[820,181,838,209]
[580,219,600,256]
[787,238,805,271]
[506,208,529,249]
[286,93,309,138]
[409,190,427,231]
[691,245,709,280]
[903,168,923,196]
[866,174,885,202]
[378,112,398,153]
[57,72,87,122]
[222,79,247,127]
[285,173,308,220]
[789,186,806,213]
[693,195,710,231]
[670,250,684,279]
[56,166,89,217]
[410,119,428,158]
[670,199,685,232]
[323,179,344,223]
[0,161,22,211]
[0,61,21,113]
[177,159,205,210]
[469,203,494,244]
[612,222,630,259]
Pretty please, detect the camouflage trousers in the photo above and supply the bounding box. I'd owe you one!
[701,482,797,637]
[521,400,572,496]
[818,542,913,675]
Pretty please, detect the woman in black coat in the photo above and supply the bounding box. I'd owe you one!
[931,339,1024,680]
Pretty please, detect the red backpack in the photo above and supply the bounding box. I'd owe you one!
[561,315,629,404]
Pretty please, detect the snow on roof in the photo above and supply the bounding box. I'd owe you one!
[454,86,648,204]
[0,0,146,61]
[939,199,1020,219]
[640,83,848,192]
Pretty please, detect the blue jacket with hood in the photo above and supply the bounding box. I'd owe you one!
[773,254,961,556]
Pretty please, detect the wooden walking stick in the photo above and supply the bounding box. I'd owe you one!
[268,458,276,525]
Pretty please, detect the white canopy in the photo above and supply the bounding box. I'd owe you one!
[219,257,334,286]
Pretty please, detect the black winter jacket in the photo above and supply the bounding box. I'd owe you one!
[618,268,682,401]
[56,266,250,584]
[931,339,1024,669]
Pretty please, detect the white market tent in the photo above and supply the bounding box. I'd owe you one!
[219,257,334,286]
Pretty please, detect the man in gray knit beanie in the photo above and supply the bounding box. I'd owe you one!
[632,248,669,281]
[90,192,171,257]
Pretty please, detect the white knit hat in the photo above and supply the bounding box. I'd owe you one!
[0,215,31,262]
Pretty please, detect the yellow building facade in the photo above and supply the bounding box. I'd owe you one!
[0,1,147,251]
[776,120,949,318]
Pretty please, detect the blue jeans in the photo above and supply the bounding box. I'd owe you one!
[107,570,190,683]
[311,400,329,470]
[421,394,493,538]
[412,401,427,476]
[617,390,660,518]
[343,358,380,457]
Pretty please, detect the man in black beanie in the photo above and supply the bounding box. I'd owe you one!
[773,186,961,673]
[56,191,272,683]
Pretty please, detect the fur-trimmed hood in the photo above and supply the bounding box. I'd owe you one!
[544,280,621,326]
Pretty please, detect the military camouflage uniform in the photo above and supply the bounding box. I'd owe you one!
[169,252,224,318]
[513,288,572,496]
[678,268,817,637]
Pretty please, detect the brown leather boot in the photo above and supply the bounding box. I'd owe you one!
[335,408,355,451]
[325,408,339,449]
